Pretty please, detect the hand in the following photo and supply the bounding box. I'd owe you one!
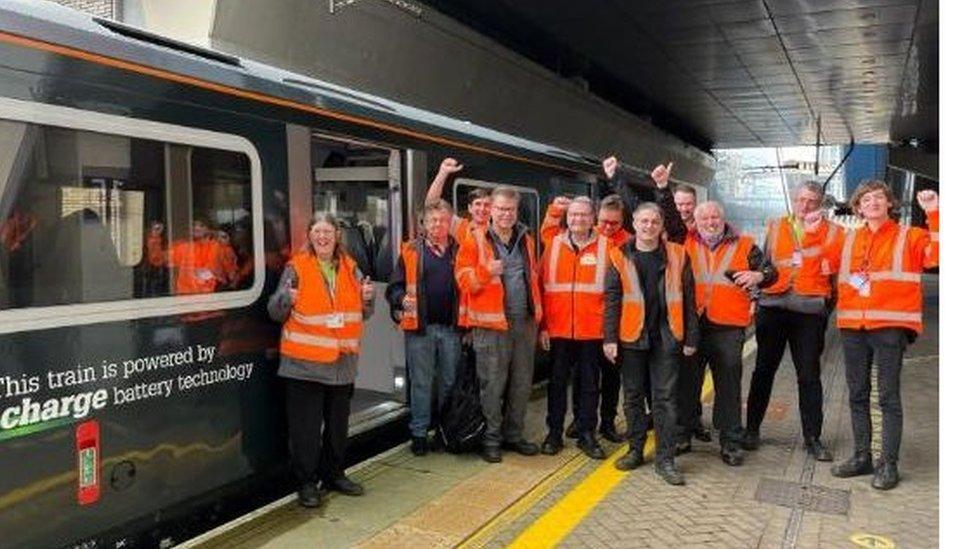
[682,345,696,357]
[402,293,417,312]
[916,189,938,213]
[361,276,375,301]
[602,156,618,180]
[732,270,763,289]
[438,157,464,176]
[488,259,504,277]
[540,330,551,351]
[603,342,618,362]
[651,162,673,189]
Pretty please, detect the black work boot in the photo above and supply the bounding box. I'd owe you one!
[502,439,540,456]
[327,476,364,496]
[675,437,692,456]
[540,432,564,455]
[614,446,644,471]
[693,426,712,442]
[297,483,322,508]
[599,422,626,443]
[871,461,899,490]
[720,443,744,466]
[410,436,429,456]
[804,438,834,462]
[654,460,686,486]
[741,430,760,451]
[481,445,502,463]
[577,432,607,460]
[830,452,873,478]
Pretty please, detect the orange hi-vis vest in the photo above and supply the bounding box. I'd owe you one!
[540,201,631,251]
[455,227,543,330]
[451,216,483,327]
[170,238,224,294]
[398,241,421,330]
[609,241,687,342]
[686,234,755,327]
[280,252,365,364]
[763,217,842,297]
[607,227,632,248]
[541,231,610,340]
[833,213,939,334]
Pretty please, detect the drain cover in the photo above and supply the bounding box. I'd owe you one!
[755,478,850,516]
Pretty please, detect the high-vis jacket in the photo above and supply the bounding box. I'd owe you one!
[540,201,631,251]
[386,238,459,331]
[280,252,365,364]
[170,238,226,294]
[763,217,842,297]
[450,217,484,326]
[686,232,757,327]
[606,240,697,347]
[825,212,939,334]
[455,225,543,330]
[540,231,609,340]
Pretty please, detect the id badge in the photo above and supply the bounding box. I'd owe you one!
[790,251,803,268]
[580,254,598,266]
[324,313,345,328]
[849,273,870,297]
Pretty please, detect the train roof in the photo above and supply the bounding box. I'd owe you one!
[0,0,600,171]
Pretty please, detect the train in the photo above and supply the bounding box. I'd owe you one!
[0,1,713,546]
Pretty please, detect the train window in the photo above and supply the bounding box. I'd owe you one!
[0,98,263,333]
[310,136,395,282]
[453,178,541,245]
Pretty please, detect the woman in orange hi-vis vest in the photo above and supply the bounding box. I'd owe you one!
[823,181,939,491]
[268,213,376,508]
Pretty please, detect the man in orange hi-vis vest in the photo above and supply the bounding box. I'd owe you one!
[455,186,543,464]
[743,182,843,462]
[603,202,699,485]
[680,201,777,466]
[822,181,939,491]
[538,196,611,460]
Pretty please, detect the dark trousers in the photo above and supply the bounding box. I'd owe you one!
[747,306,827,440]
[620,345,679,463]
[573,354,642,429]
[548,339,601,435]
[677,351,705,437]
[679,321,745,445]
[286,378,353,485]
[841,328,908,463]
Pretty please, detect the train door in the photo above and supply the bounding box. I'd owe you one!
[286,125,407,430]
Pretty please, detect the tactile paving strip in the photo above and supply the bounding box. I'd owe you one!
[755,477,851,516]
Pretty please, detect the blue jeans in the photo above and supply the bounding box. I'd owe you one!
[405,324,462,437]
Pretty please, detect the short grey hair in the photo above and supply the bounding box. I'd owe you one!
[491,185,521,203]
[694,200,725,219]
[795,181,824,202]
[632,201,663,219]
[568,195,595,215]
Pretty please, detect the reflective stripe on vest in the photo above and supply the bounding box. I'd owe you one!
[612,242,685,342]
[838,225,919,284]
[765,218,838,295]
[544,232,608,294]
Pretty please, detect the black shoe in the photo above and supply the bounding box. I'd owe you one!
[654,461,686,485]
[871,461,899,490]
[565,420,579,439]
[675,439,692,456]
[410,436,429,456]
[804,438,834,462]
[599,424,626,444]
[693,426,712,443]
[720,445,744,466]
[540,433,564,455]
[502,439,540,456]
[614,447,644,471]
[297,483,322,508]
[831,452,874,478]
[577,433,607,460]
[326,476,364,496]
[742,430,760,451]
[481,445,502,463]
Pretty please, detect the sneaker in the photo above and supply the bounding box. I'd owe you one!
[830,452,873,478]
[654,461,686,485]
[804,438,833,462]
[614,447,644,471]
[297,483,322,508]
[871,461,899,490]
[410,436,428,456]
[742,430,760,451]
[720,444,744,466]
[501,439,540,456]
[540,433,564,455]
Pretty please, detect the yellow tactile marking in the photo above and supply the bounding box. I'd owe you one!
[508,371,716,549]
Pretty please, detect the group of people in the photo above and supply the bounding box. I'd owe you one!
[268,155,939,508]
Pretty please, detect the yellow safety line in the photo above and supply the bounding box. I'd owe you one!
[508,371,715,549]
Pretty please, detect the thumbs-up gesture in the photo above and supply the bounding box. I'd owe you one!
[361,275,375,301]
[651,162,673,189]
[602,156,618,180]
[916,189,938,213]
[488,259,504,277]
[438,157,464,177]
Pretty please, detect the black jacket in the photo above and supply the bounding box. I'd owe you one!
[604,239,700,352]
[385,236,459,334]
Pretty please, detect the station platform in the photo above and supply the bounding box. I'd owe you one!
[183,278,938,549]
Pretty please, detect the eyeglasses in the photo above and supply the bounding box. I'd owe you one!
[598,219,621,227]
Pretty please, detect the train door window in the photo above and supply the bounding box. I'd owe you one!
[0,99,263,333]
[453,179,540,247]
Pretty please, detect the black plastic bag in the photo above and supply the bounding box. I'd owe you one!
[436,344,485,453]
